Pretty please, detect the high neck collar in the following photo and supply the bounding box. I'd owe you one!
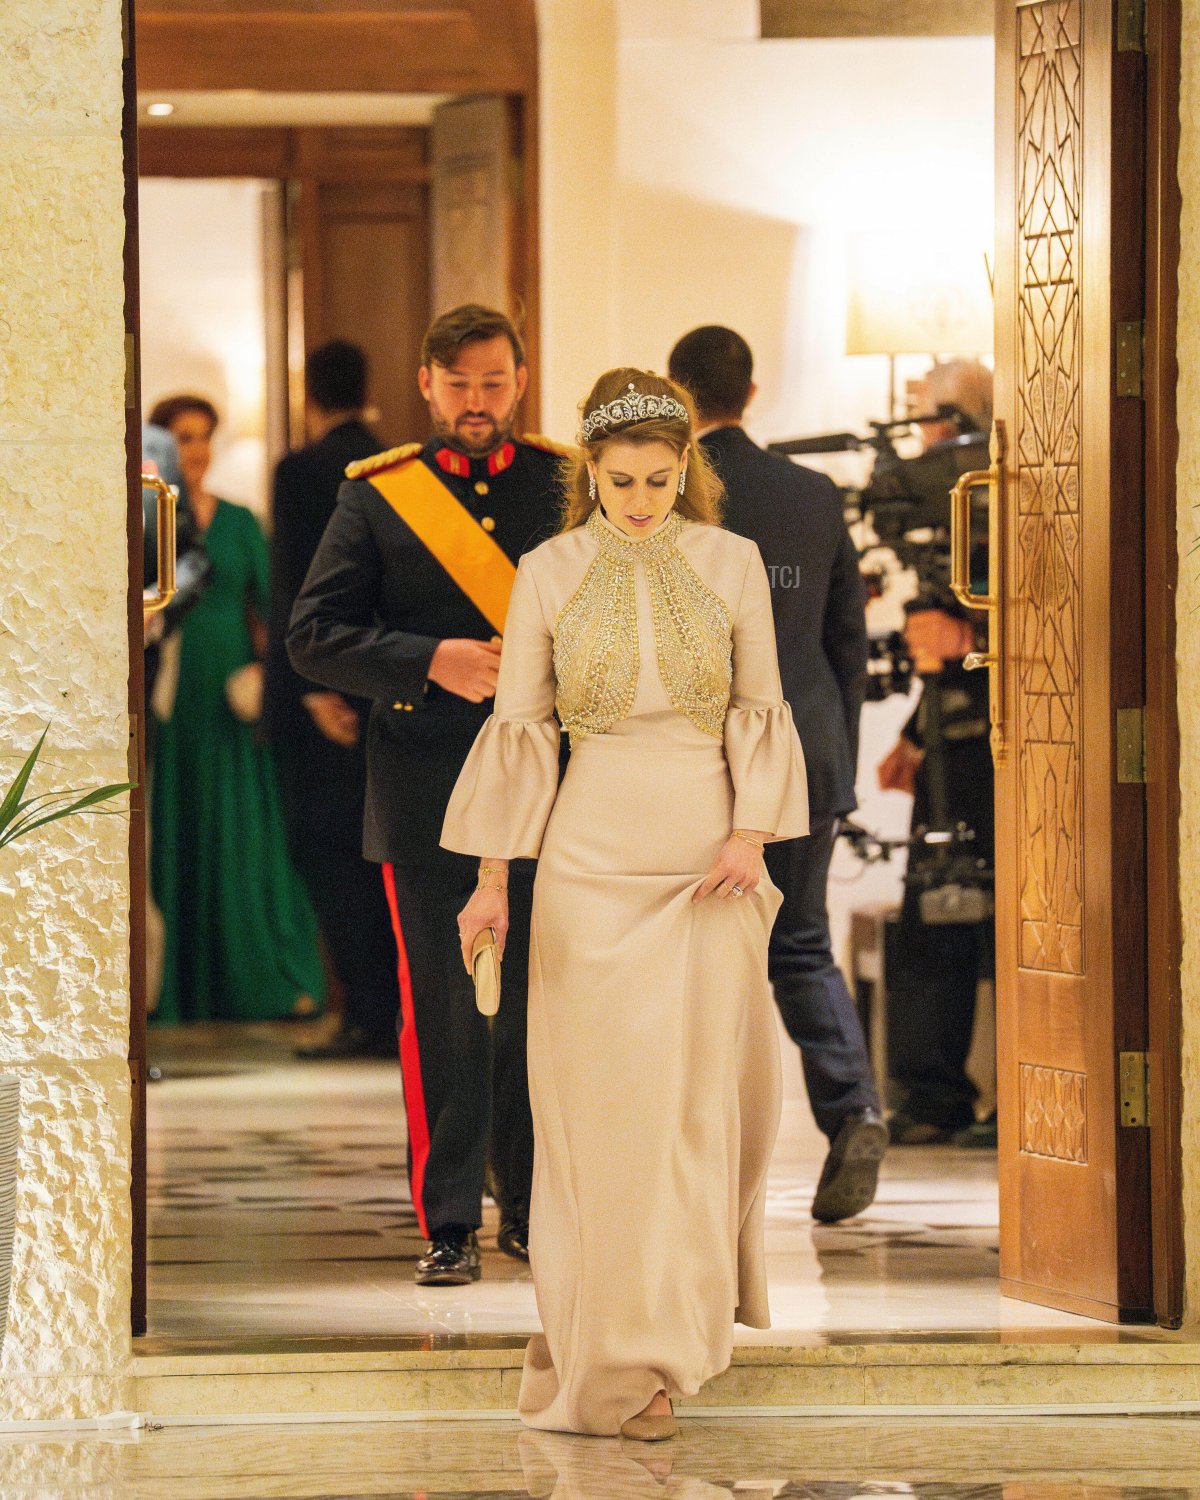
[590,504,682,554]
[424,437,517,478]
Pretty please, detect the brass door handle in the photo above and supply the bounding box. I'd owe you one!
[948,420,1006,764]
[142,474,178,618]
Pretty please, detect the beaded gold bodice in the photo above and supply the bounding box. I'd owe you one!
[552,508,733,744]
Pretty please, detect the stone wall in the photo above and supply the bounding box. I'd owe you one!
[0,0,133,1417]
[1178,0,1200,1322]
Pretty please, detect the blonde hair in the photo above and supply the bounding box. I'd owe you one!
[559,367,724,532]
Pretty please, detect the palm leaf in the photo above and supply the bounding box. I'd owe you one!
[0,730,133,852]
[0,792,131,850]
[0,727,50,839]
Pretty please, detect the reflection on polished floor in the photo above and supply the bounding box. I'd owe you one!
[147,1023,1096,1342]
[4,1415,1200,1498]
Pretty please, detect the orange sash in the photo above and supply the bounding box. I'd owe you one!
[367,461,516,634]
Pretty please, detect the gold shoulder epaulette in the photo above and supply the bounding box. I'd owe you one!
[520,432,574,457]
[344,442,422,480]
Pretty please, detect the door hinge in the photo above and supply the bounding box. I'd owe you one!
[1119,1051,1151,1127]
[1118,0,1147,51]
[1115,321,1145,397]
[1116,707,1147,783]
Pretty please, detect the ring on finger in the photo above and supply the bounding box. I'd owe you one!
[731,884,744,897]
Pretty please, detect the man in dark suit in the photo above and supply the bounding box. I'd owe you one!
[288,306,564,1285]
[669,325,886,1223]
[265,341,400,1060]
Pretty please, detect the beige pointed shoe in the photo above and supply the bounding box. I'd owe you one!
[619,1398,677,1442]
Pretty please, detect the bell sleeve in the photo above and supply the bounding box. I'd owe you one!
[440,554,563,859]
[723,543,810,841]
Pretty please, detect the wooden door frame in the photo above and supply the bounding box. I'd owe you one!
[123,0,149,1339]
[1143,0,1183,1329]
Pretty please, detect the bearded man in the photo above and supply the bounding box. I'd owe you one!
[289,305,565,1285]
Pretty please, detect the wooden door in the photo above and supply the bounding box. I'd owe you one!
[300,178,431,446]
[991,0,1153,1320]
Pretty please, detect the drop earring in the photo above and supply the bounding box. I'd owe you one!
[677,468,687,497]
[588,470,597,503]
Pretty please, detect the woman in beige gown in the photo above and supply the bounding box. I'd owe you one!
[441,368,808,1439]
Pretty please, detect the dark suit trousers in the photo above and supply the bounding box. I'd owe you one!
[382,859,535,1238]
[764,816,880,1139]
[278,728,399,1046]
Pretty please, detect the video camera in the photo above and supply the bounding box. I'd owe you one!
[768,406,990,702]
[839,818,993,925]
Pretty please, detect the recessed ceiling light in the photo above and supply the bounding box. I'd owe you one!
[146,101,175,118]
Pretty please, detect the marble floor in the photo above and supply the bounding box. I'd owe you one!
[146,1022,1099,1344]
[5,1414,1200,1498]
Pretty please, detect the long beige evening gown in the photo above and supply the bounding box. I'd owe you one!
[441,504,808,1436]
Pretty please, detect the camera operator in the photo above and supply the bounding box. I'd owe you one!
[876,360,995,1147]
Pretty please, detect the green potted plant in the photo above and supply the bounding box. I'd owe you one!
[0,728,132,1354]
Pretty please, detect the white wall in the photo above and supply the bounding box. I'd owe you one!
[613,30,995,445]
[139,178,274,516]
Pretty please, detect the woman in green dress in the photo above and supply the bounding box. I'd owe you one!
[148,395,324,1024]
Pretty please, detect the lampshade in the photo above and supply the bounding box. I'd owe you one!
[845,231,993,357]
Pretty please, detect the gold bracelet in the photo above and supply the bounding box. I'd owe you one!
[731,831,765,850]
[478,876,508,893]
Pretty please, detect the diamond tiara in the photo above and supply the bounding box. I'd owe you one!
[580,382,689,442]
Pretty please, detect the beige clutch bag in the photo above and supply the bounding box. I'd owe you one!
[471,927,501,1016]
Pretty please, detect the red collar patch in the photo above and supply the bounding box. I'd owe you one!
[488,442,516,477]
[434,447,470,477]
[434,442,515,478]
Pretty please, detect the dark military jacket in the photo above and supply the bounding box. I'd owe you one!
[287,434,566,866]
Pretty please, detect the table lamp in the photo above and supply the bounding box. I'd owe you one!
[846,231,994,417]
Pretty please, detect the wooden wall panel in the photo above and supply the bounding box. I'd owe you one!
[761,0,992,34]
[302,181,431,444]
[137,1,537,94]
[138,127,428,182]
[138,126,294,178]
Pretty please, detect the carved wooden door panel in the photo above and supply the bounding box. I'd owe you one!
[992,0,1152,1319]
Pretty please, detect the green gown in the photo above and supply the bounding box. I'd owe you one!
[150,499,325,1023]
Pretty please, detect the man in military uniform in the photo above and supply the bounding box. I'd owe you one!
[288,305,564,1284]
[668,325,886,1224]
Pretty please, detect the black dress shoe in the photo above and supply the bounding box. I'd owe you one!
[811,1107,888,1223]
[497,1218,530,1262]
[887,1110,953,1146]
[415,1228,482,1286]
[294,1024,396,1061]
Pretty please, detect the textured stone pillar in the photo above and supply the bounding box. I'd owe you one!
[0,0,133,1417]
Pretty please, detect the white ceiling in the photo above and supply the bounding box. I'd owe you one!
[137,91,456,128]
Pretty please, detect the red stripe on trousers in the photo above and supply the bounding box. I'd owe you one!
[381,863,432,1239]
